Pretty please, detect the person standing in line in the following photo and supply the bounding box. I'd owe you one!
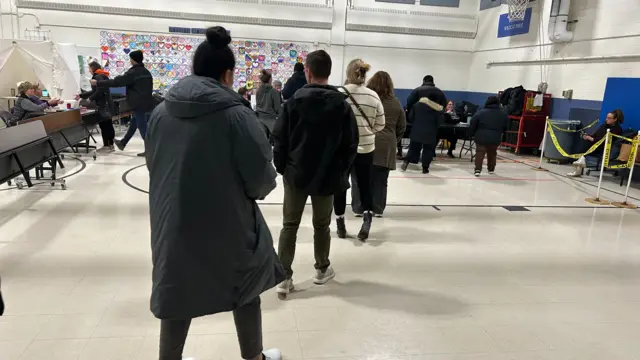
[92,49,155,157]
[256,69,282,142]
[272,50,358,297]
[351,71,406,217]
[77,62,116,152]
[334,59,385,241]
[469,96,509,176]
[282,62,307,100]
[401,75,447,174]
[145,26,284,360]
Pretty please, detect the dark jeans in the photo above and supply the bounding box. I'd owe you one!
[278,181,333,278]
[334,152,374,216]
[405,141,435,169]
[351,165,390,215]
[98,119,115,146]
[159,297,263,360]
[438,128,458,153]
[475,144,498,171]
[121,110,149,147]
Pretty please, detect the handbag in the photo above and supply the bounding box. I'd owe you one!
[340,86,374,130]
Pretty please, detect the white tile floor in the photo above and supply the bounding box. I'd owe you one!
[1,135,640,360]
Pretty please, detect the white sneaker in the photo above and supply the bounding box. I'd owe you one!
[108,145,115,152]
[567,166,582,177]
[276,279,294,294]
[263,348,282,360]
[573,156,586,166]
[488,171,495,175]
[97,146,111,153]
[353,212,363,217]
[373,213,383,218]
[313,266,335,285]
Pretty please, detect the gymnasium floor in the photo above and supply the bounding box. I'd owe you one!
[1,136,640,360]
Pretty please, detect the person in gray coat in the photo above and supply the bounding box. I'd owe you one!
[255,69,282,142]
[10,81,60,125]
[145,26,284,360]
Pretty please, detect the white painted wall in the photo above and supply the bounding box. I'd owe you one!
[469,0,640,101]
[4,0,478,91]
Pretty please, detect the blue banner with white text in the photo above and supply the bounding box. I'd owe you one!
[497,7,532,38]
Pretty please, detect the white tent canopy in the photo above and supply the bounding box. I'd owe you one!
[0,39,81,102]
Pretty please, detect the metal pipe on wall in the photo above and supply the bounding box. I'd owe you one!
[487,53,640,67]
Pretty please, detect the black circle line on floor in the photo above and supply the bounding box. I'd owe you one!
[497,153,640,203]
[0,157,87,192]
[122,164,625,210]
[121,163,149,194]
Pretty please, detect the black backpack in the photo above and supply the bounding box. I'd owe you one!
[506,86,526,116]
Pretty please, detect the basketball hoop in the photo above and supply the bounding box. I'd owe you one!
[506,0,529,22]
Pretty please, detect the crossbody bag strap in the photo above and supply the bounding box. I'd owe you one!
[340,86,373,129]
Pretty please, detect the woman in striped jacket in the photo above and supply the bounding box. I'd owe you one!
[335,59,385,241]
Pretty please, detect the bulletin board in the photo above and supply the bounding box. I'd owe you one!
[99,31,309,92]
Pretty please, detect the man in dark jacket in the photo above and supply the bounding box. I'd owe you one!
[401,75,447,173]
[272,50,358,297]
[78,62,115,152]
[469,96,509,176]
[281,62,307,100]
[92,50,154,156]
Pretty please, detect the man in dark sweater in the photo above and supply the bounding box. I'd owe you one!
[281,62,307,100]
[272,50,358,297]
[92,50,155,156]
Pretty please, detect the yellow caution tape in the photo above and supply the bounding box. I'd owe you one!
[604,134,639,169]
[547,125,607,159]
[547,118,599,133]
[609,132,637,142]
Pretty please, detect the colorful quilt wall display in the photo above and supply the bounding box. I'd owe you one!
[230,40,309,93]
[99,31,310,92]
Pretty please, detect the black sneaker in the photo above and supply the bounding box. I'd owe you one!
[474,170,481,177]
[336,217,347,239]
[447,151,455,158]
[400,162,409,172]
[114,139,125,151]
[137,152,146,157]
[422,167,429,174]
[357,212,372,242]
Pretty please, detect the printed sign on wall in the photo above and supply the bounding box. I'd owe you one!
[497,7,532,38]
[99,31,309,92]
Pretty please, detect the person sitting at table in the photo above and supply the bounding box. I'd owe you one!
[76,61,116,152]
[30,83,50,107]
[439,100,460,158]
[469,96,509,177]
[10,81,60,125]
[567,109,624,177]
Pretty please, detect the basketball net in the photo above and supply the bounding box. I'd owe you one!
[506,0,529,22]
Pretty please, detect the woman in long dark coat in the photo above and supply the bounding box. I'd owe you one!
[351,71,406,216]
[145,26,284,360]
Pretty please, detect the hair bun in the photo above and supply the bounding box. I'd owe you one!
[205,26,231,48]
[361,63,371,72]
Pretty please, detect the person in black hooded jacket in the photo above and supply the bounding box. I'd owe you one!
[469,96,509,176]
[77,62,115,152]
[281,62,307,100]
[272,50,358,297]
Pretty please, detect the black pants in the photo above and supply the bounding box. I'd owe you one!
[334,152,374,216]
[278,181,333,278]
[351,165,390,215]
[98,119,115,146]
[159,297,263,360]
[438,128,458,153]
[405,141,435,169]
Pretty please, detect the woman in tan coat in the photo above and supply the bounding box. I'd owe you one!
[351,71,406,217]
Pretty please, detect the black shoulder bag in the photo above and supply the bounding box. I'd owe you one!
[340,86,374,129]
